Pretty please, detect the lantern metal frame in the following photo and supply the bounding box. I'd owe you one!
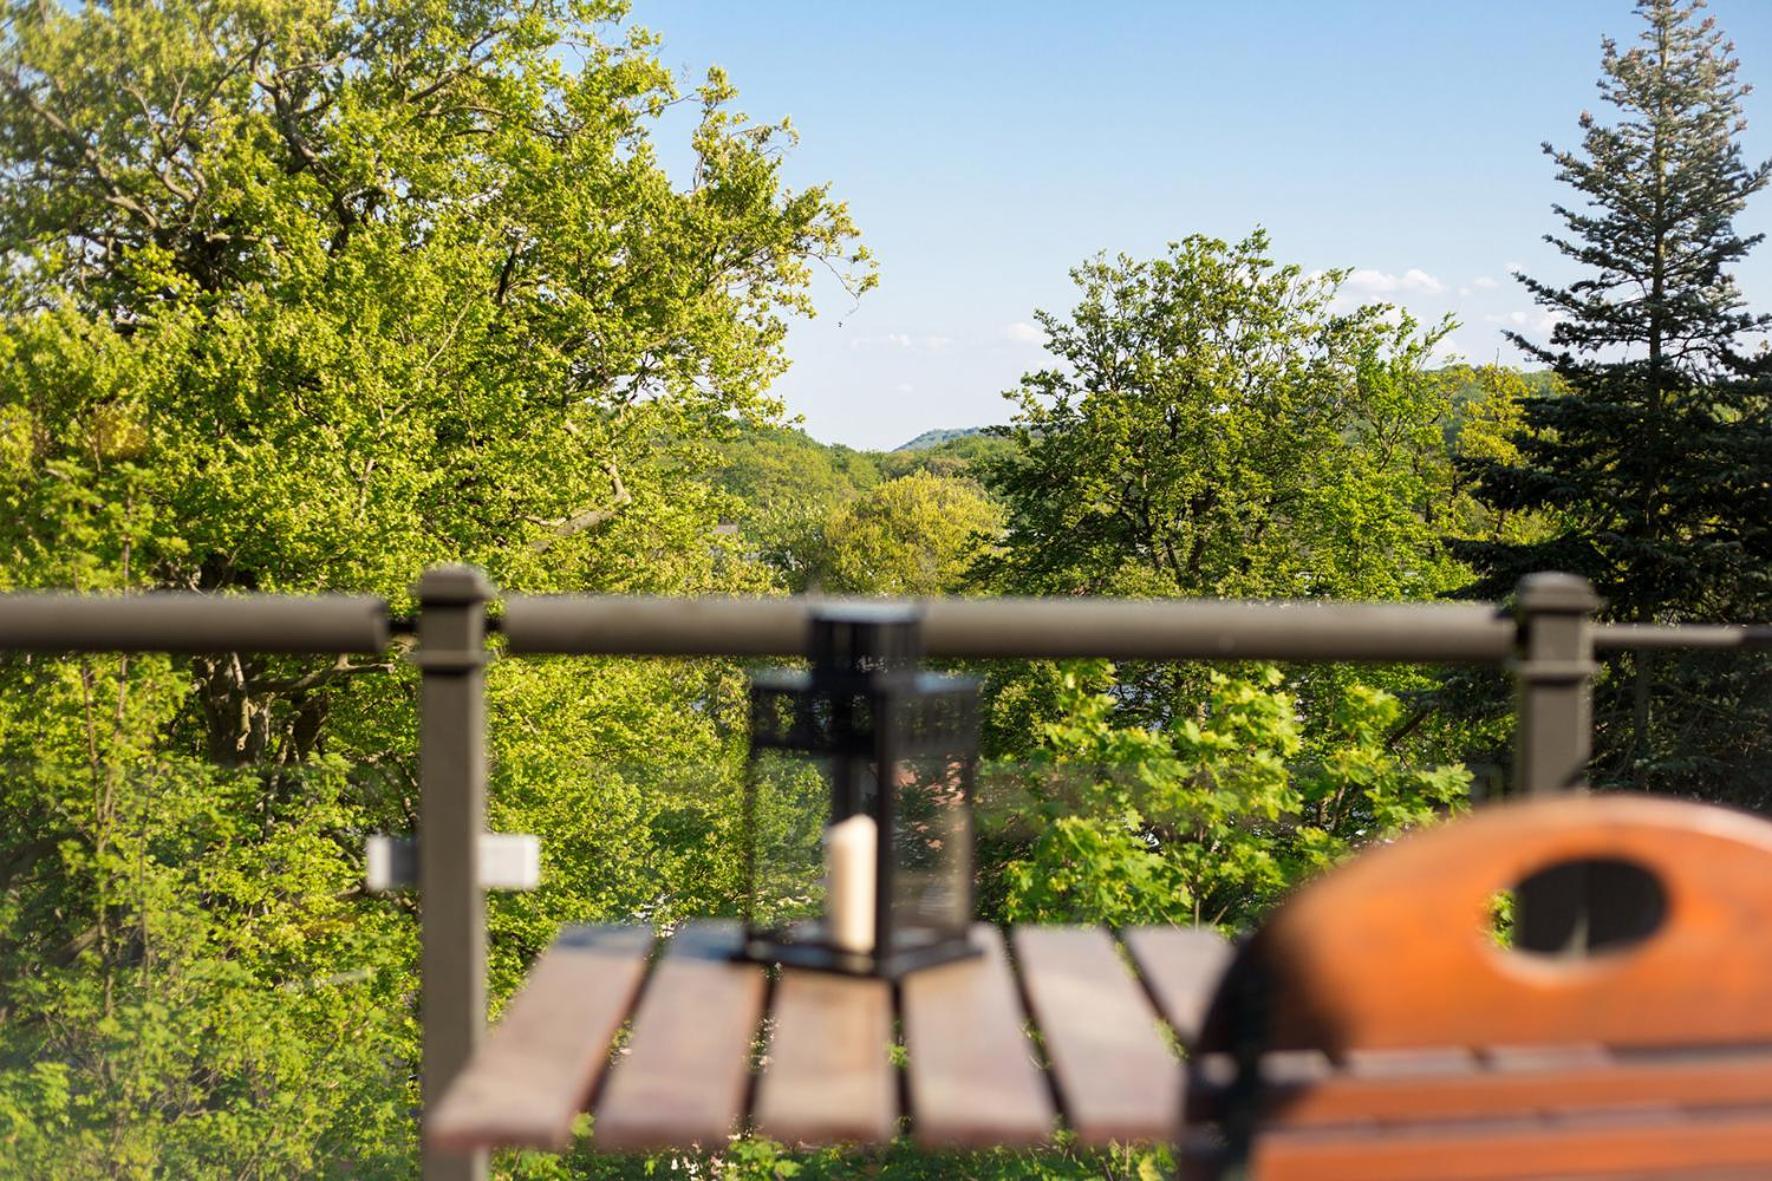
[736,604,981,979]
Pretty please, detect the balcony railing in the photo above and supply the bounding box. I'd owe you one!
[3,567,1767,1181]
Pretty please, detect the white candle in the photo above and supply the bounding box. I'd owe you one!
[825,813,877,953]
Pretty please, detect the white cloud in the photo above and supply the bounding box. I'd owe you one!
[1402,268,1446,294]
[848,332,909,351]
[1504,261,1525,275]
[849,332,954,353]
[1343,267,1446,296]
[894,383,914,394]
[1472,275,1500,290]
[1482,309,1562,334]
[1002,321,1044,344]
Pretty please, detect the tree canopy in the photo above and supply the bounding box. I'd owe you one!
[0,0,870,1172]
[978,230,1462,605]
[815,471,1000,596]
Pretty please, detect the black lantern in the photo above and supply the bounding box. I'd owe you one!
[737,604,980,978]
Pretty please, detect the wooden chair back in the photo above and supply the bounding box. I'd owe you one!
[1185,795,1772,1180]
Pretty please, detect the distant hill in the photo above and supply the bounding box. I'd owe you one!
[894,426,992,452]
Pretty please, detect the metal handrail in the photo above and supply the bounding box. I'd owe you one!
[0,592,389,653]
[2,588,1764,662]
[1594,623,1772,651]
[501,594,1518,662]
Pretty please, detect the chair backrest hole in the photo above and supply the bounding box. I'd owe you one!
[1498,857,1666,957]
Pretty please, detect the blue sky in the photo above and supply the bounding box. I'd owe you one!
[631,1,1772,449]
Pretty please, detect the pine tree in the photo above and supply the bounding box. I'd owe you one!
[1459,0,1772,799]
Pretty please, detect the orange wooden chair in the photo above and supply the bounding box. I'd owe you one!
[1183,795,1772,1180]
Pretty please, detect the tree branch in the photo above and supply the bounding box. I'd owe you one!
[251,655,399,695]
[526,461,632,551]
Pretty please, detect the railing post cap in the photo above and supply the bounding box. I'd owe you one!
[414,565,495,606]
[1515,572,1600,615]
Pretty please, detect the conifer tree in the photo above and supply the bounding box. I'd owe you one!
[1459,0,1772,798]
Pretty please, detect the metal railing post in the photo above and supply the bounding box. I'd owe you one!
[1513,573,1598,798]
[416,566,492,1181]
[1512,572,1600,953]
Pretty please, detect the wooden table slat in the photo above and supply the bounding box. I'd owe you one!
[901,924,1055,1147]
[1013,925,1180,1145]
[426,925,654,1152]
[593,921,766,1151]
[752,969,895,1146]
[1122,926,1231,1048]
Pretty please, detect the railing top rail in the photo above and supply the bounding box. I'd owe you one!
[0,592,390,654]
[0,582,1765,663]
[1593,623,1772,652]
[499,594,1519,664]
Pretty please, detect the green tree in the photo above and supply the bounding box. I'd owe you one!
[710,423,880,590]
[984,664,1470,932]
[0,0,870,1172]
[708,427,1014,593]
[974,231,1465,738]
[1457,0,1772,798]
[1439,364,1551,547]
[979,231,1459,605]
[813,471,1001,596]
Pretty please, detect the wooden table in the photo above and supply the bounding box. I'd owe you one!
[426,921,1229,1154]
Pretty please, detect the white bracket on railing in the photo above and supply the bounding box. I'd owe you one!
[366,834,541,893]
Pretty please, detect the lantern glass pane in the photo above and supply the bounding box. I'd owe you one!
[886,754,972,949]
[744,747,834,930]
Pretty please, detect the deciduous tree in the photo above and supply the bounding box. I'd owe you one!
[975,231,1463,735]
[0,0,869,1170]
[980,231,1459,605]
[815,471,1000,596]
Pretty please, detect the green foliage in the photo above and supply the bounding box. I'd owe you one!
[715,426,884,516]
[510,1135,1171,1181]
[895,427,988,451]
[709,424,1011,591]
[815,472,1002,596]
[878,430,1020,482]
[0,659,418,1177]
[988,664,1470,931]
[978,230,1462,605]
[0,0,867,1173]
[877,432,1016,482]
[0,0,1756,1174]
[1457,0,1772,800]
[710,424,882,590]
[1437,364,1560,547]
[969,231,1481,775]
[0,0,870,603]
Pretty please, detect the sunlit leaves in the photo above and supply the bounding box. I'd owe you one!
[994,664,1469,931]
